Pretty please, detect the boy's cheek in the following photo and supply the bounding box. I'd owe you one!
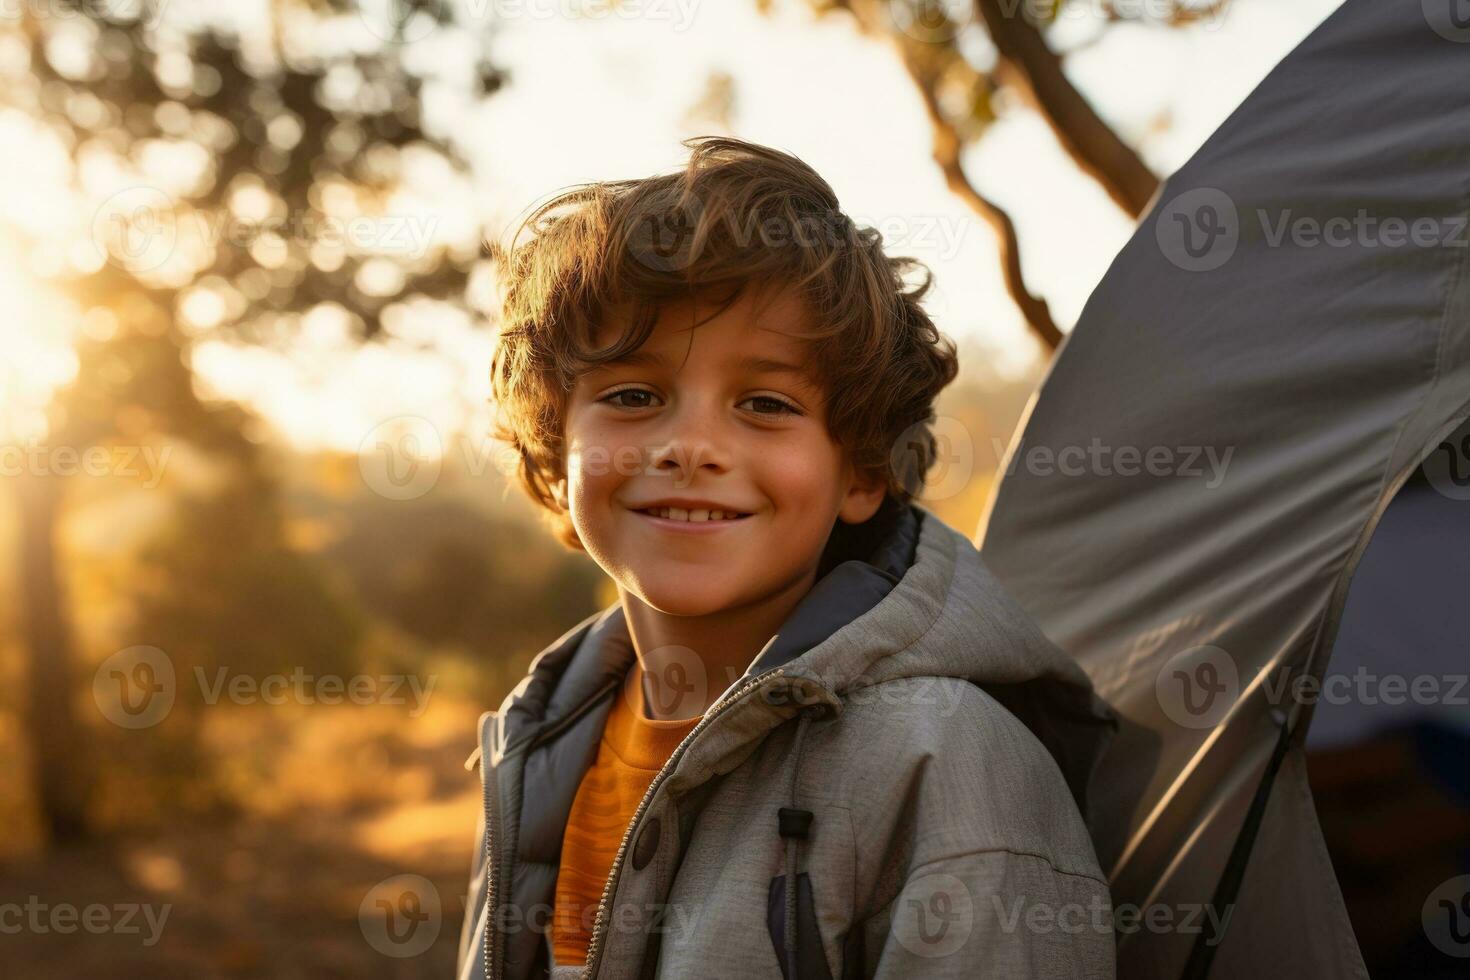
[566,430,660,487]
[755,459,847,528]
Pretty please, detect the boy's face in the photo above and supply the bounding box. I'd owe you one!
[560,284,886,617]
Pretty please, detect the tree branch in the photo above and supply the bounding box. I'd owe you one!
[913,70,1063,351]
[976,0,1158,216]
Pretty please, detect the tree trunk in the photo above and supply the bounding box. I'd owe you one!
[16,469,94,844]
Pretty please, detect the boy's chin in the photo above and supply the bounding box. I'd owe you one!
[624,577,743,618]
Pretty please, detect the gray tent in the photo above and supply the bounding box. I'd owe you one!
[976,0,1470,976]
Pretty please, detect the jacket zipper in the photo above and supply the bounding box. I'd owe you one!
[580,666,788,980]
[479,677,630,980]
[481,710,500,980]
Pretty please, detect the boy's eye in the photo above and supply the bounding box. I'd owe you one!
[599,387,659,410]
[597,388,800,417]
[741,395,800,417]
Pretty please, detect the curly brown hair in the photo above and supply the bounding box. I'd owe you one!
[490,136,960,550]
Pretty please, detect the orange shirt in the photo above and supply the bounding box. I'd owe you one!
[550,662,702,967]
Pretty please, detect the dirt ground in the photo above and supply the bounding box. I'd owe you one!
[1,699,486,979]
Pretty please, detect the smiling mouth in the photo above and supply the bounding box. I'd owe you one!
[633,506,751,523]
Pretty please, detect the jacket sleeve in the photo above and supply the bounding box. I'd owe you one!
[857,847,1115,979]
[844,679,1116,979]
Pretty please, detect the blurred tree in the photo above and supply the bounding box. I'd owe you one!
[319,488,602,665]
[2,0,504,844]
[18,283,262,841]
[680,70,737,135]
[28,306,346,833]
[774,0,1224,349]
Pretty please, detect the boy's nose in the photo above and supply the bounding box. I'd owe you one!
[650,438,727,481]
[649,406,732,480]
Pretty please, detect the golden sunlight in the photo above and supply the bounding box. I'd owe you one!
[0,234,79,444]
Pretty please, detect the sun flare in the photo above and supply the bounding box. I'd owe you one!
[0,235,80,444]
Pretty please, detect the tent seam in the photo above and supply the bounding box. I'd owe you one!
[1293,182,1470,729]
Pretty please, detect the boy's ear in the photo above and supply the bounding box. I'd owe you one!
[551,476,568,510]
[837,465,888,525]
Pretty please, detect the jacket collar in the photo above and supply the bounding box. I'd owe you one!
[495,496,922,753]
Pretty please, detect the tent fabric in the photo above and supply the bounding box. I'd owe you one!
[975,0,1470,976]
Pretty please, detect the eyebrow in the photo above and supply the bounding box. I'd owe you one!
[740,355,812,378]
[592,348,814,381]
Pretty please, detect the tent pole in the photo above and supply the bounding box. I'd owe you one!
[1180,425,1466,979]
[1179,707,1293,980]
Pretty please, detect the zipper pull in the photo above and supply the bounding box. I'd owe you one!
[466,708,499,771]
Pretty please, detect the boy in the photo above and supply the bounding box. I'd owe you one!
[458,137,1117,979]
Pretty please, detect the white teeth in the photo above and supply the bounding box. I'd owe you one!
[642,506,745,522]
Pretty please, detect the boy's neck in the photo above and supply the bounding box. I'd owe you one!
[618,565,819,721]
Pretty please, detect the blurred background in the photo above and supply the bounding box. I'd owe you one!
[0,0,1354,976]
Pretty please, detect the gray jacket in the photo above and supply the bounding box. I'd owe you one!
[456,500,1118,979]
